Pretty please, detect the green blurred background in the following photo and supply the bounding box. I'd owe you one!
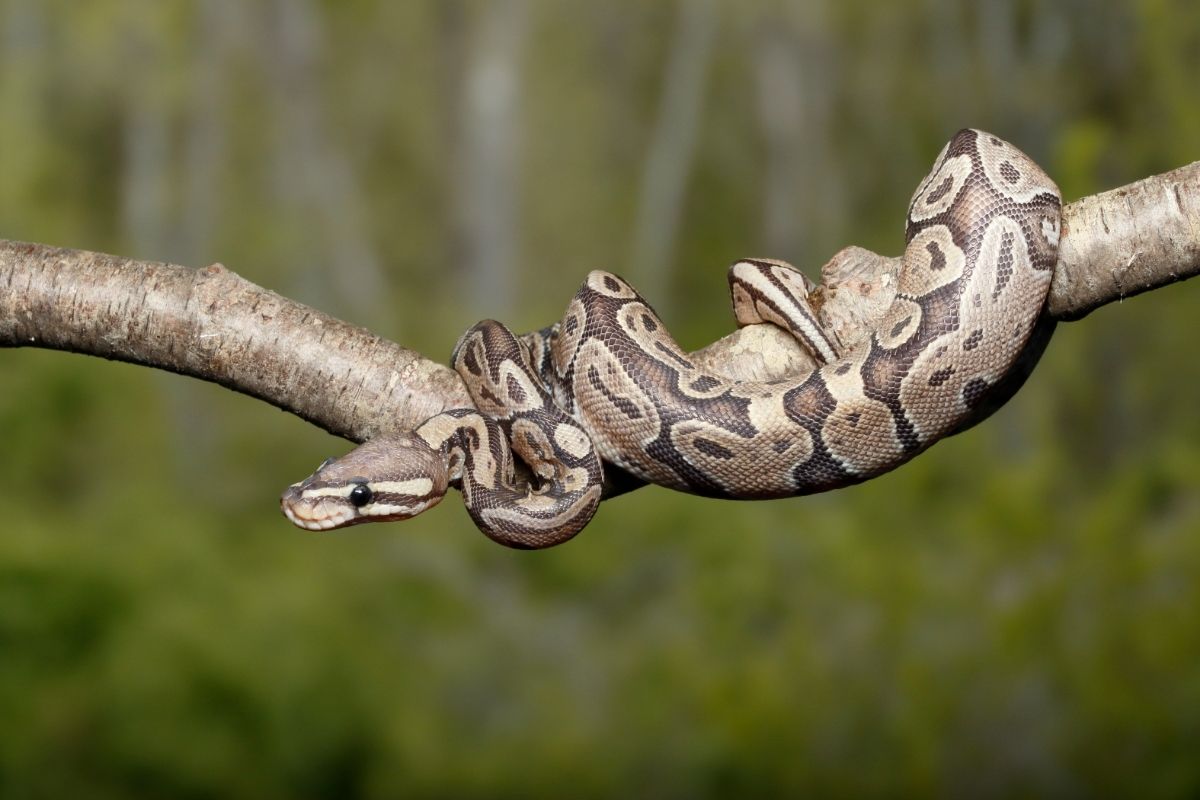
[2,1,1199,797]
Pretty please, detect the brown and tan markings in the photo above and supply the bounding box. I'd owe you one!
[282,129,1061,547]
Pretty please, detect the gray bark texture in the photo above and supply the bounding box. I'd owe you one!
[0,243,471,443]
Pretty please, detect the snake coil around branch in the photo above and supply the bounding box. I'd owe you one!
[282,129,1063,548]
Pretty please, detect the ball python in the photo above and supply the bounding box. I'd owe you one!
[281,129,1062,548]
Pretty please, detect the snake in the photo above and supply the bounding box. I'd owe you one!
[281,129,1062,549]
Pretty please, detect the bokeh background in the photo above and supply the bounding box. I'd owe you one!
[2,1,1199,797]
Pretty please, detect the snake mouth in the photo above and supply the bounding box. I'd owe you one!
[280,488,358,531]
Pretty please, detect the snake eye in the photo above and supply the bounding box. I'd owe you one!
[349,484,373,508]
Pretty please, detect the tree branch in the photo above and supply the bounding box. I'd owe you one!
[1049,160,1200,320]
[0,241,471,443]
[1,159,1197,460]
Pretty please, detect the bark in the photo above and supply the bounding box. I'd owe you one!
[0,158,1197,462]
[0,242,470,444]
[1049,160,1200,320]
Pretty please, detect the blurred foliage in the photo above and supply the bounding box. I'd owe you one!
[2,0,1200,797]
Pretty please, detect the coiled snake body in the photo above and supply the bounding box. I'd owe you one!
[282,129,1062,548]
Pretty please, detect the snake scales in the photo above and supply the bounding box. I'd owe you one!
[281,129,1062,548]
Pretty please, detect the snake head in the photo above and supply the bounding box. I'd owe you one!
[280,434,449,531]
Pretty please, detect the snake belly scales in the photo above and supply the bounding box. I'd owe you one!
[281,129,1062,549]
